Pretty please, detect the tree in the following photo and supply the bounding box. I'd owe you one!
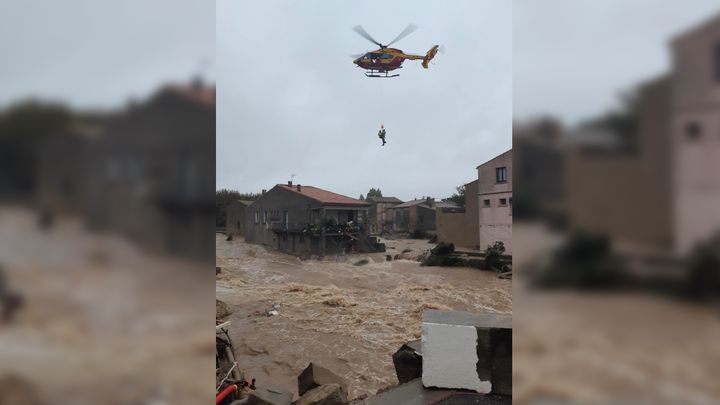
[0,101,73,195]
[366,188,382,198]
[216,189,260,227]
[358,194,365,201]
[444,184,466,207]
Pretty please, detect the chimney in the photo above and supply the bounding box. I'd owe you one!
[288,180,293,186]
[262,189,267,195]
[426,197,432,207]
[297,184,301,192]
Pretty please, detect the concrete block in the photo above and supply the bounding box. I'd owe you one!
[392,340,422,384]
[421,310,511,394]
[297,363,347,397]
[295,383,348,405]
[247,387,293,405]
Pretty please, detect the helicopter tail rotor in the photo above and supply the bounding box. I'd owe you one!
[422,45,440,69]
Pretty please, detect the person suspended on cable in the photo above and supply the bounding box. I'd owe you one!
[378,125,387,146]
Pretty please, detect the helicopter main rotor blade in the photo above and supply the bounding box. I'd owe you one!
[350,52,366,59]
[352,25,382,47]
[387,24,418,46]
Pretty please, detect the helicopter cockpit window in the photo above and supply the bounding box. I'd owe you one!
[367,53,382,59]
[380,54,393,59]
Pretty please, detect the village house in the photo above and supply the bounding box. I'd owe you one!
[37,78,216,259]
[244,182,383,256]
[478,150,513,253]
[366,196,403,234]
[436,179,480,250]
[565,12,720,255]
[226,200,253,235]
[391,198,459,234]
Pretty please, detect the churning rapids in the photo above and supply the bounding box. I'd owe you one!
[216,234,512,400]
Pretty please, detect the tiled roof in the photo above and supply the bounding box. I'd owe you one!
[393,199,430,208]
[436,201,461,208]
[366,196,403,203]
[277,184,370,206]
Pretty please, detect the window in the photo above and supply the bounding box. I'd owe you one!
[263,211,268,224]
[483,199,491,207]
[685,121,702,141]
[496,167,507,183]
[254,211,259,224]
[499,198,507,206]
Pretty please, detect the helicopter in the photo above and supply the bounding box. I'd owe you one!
[352,24,440,78]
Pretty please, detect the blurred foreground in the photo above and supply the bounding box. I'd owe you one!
[514,5,720,404]
[0,206,214,404]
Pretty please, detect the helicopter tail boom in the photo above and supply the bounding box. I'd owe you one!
[421,45,440,69]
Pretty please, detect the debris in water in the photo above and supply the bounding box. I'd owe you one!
[216,299,232,319]
[323,296,353,307]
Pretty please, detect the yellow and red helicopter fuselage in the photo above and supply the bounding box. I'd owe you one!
[353,48,406,71]
[353,45,439,78]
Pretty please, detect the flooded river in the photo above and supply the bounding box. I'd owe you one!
[216,235,512,400]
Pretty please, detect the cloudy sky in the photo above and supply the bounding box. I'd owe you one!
[514,0,720,126]
[216,0,512,201]
[3,1,719,200]
[0,0,214,109]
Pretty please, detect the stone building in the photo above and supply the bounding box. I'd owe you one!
[436,179,480,250]
[226,200,253,235]
[366,196,403,234]
[392,198,459,234]
[477,150,513,253]
[244,182,382,255]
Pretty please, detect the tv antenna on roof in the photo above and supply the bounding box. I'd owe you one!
[291,174,296,183]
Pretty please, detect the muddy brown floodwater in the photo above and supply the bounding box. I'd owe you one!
[216,235,512,400]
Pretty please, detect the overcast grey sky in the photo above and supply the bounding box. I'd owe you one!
[4,1,719,199]
[0,0,214,109]
[216,0,512,201]
[514,0,720,126]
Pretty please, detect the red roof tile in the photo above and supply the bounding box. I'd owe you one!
[277,184,369,206]
[164,85,216,107]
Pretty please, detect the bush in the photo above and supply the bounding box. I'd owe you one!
[431,242,455,255]
[485,241,506,272]
[687,234,720,301]
[532,232,627,289]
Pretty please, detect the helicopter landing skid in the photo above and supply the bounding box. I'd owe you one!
[365,70,400,78]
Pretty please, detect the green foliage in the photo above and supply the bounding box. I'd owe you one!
[366,188,382,198]
[444,184,466,207]
[532,232,627,289]
[216,189,259,227]
[0,101,73,194]
[687,234,720,301]
[485,241,506,272]
[581,90,640,147]
[358,194,365,201]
